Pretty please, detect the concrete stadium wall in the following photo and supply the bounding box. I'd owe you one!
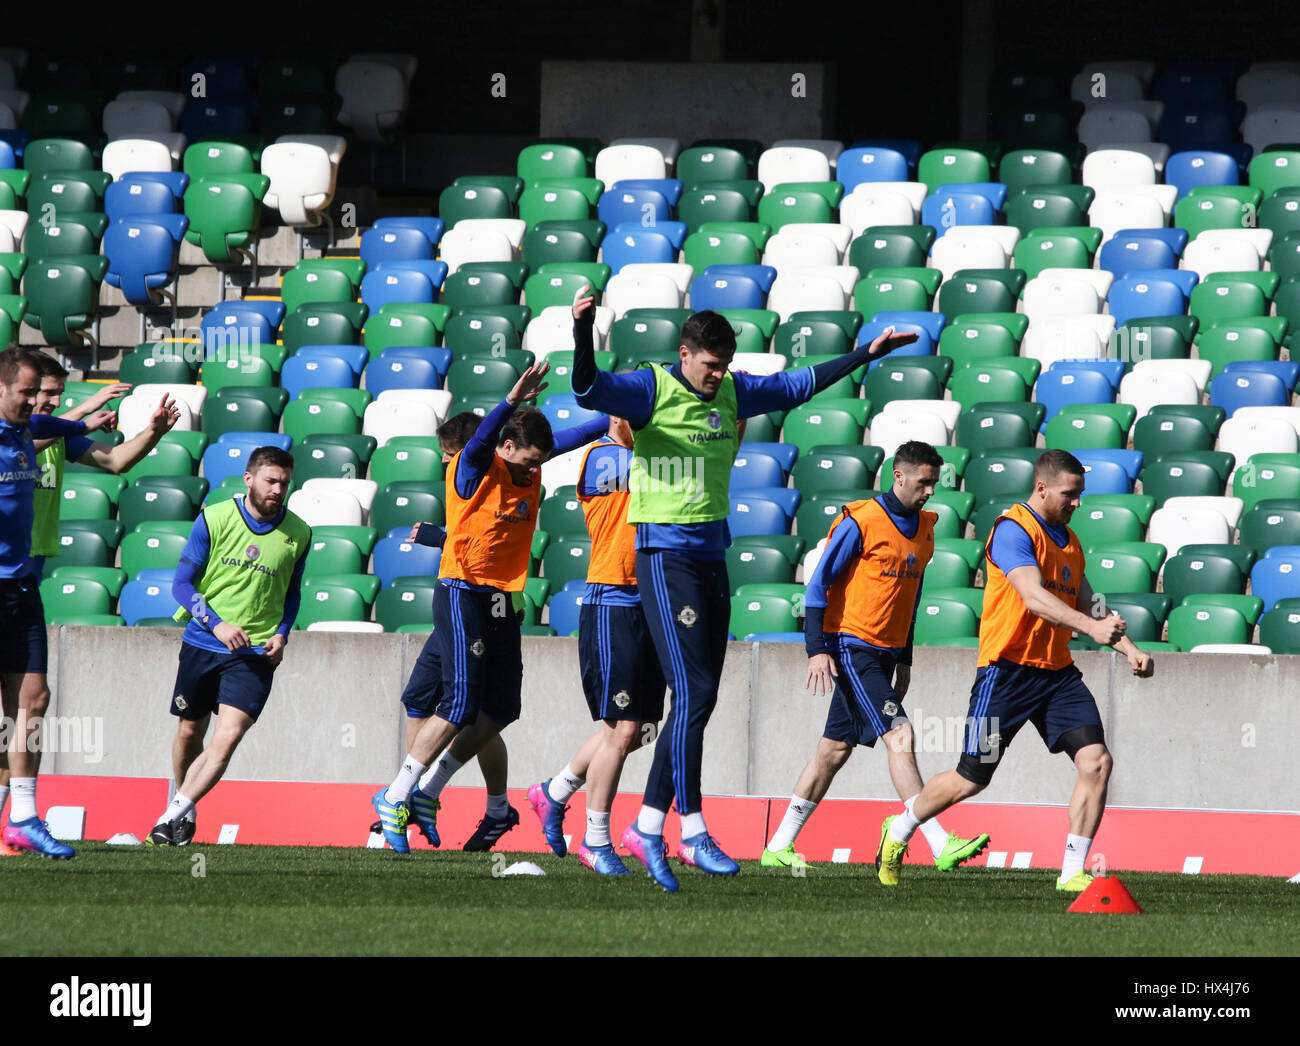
[540,62,835,143]
[41,627,1300,814]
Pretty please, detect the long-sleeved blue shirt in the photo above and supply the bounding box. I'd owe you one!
[803,488,924,663]
[571,311,879,559]
[172,496,307,654]
[987,502,1070,574]
[0,414,89,578]
[577,435,640,607]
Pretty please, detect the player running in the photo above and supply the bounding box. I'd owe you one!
[877,450,1154,891]
[147,446,310,846]
[389,406,608,852]
[526,412,667,876]
[0,349,118,859]
[571,287,916,890]
[760,441,989,874]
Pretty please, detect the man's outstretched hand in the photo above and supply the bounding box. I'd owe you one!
[864,326,920,361]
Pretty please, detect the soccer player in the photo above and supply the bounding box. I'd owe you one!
[391,407,609,851]
[526,412,667,876]
[571,287,917,890]
[0,348,118,859]
[876,450,1154,892]
[760,441,989,873]
[147,446,310,846]
[371,363,583,854]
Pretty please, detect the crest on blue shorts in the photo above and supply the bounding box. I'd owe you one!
[613,690,630,709]
[678,606,697,627]
[471,639,485,656]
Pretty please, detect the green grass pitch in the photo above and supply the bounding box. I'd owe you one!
[2,844,1295,956]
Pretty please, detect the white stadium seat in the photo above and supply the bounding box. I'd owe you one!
[286,488,364,527]
[300,477,379,515]
[757,146,831,192]
[362,398,439,447]
[595,144,667,188]
[602,272,682,320]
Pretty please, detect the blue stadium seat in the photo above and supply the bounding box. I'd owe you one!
[739,441,798,473]
[1115,228,1189,257]
[600,228,676,273]
[1158,102,1245,153]
[282,353,361,400]
[1098,235,1178,279]
[1165,151,1239,200]
[728,491,797,537]
[1106,275,1189,328]
[372,217,445,252]
[1077,448,1144,485]
[103,216,187,307]
[849,138,922,170]
[295,344,369,380]
[1035,364,1117,427]
[742,632,805,643]
[365,354,444,398]
[106,178,183,220]
[598,186,671,229]
[541,394,604,430]
[1250,550,1300,612]
[548,579,586,637]
[201,305,275,358]
[211,299,285,334]
[612,219,687,250]
[179,98,252,140]
[1074,451,1138,495]
[374,260,448,291]
[362,225,436,264]
[1220,360,1300,391]
[837,147,909,191]
[700,263,777,294]
[203,433,292,488]
[858,320,934,363]
[932,181,1009,211]
[920,190,995,228]
[612,178,684,207]
[730,449,786,489]
[371,534,441,587]
[0,131,27,164]
[1209,370,1290,414]
[1137,267,1199,298]
[120,574,179,625]
[361,268,436,312]
[689,273,765,312]
[0,139,14,169]
[374,345,453,385]
[871,310,946,344]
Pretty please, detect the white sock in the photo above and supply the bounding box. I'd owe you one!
[184,805,197,824]
[385,755,428,805]
[680,811,707,839]
[416,750,464,801]
[0,784,9,819]
[906,795,952,859]
[486,793,509,818]
[1060,834,1092,882]
[890,805,920,845]
[636,805,666,836]
[10,778,36,822]
[547,764,585,804]
[768,795,817,851]
[158,793,196,825]
[585,810,610,847]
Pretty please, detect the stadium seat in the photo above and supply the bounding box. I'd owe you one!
[1162,549,1247,604]
[119,573,180,626]
[1167,603,1250,651]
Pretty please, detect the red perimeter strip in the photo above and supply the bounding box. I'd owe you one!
[35,775,1300,877]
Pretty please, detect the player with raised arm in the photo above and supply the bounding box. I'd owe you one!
[147,446,310,846]
[761,441,990,873]
[571,287,916,890]
[526,412,668,875]
[876,450,1154,891]
[0,349,118,859]
[390,406,609,851]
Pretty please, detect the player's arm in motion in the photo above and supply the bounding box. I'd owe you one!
[31,381,130,451]
[1011,570,1154,677]
[70,395,181,475]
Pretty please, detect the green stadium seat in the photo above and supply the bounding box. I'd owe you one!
[922,546,977,590]
[521,226,597,268]
[374,578,438,632]
[292,442,363,489]
[947,361,1032,405]
[1045,412,1124,452]
[41,576,113,622]
[363,304,450,358]
[695,221,771,253]
[1133,412,1216,457]
[1233,455,1300,514]
[119,476,208,531]
[304,531,366,577]
[371,484,445,533]
[782,400,868,452]
[962,448,1039,507]
[1098,593,1171,644]
[683,230,759,270]
[678,188,755,229]
[918,149,990,192]
[791,445,883,495]
[1162,550,1247,604]
[49,519,115,571]
[1085,547,1155,594]
[280,266,356,315]
[51,565,126,600]
[120,344,200,388]
[954,404,1036,452]
[203,387,288,442]
[1188,281,1267,327]
[120,521,192,578]
[757,188,833,231]
[368,438,444,490]
[862,362,942,419]
[849,227,932,271]
[726,540,797,593]
[730,590,800,637]
[282,397,361,441]
[543,536,592,591]
[294,574,377,629]
[538,487,587,539]
[913,594,980,645]
[937,269,1026,315]
[1140,454,1232,505]
[1166,603,1249,650]
[183,174,270,265]
[1069,502,1145,547]
[853,273,933,315]
[1258,606,1300,653]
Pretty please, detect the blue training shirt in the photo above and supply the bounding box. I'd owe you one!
[803,488,924,663]
[987,503,1070,575]
[577,435,640,607]
[172,496,306,655]
[0,414,90,578]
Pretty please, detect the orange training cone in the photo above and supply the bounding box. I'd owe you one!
[1067,875,1144,914]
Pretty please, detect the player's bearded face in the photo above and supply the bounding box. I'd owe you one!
[246,465,291,515]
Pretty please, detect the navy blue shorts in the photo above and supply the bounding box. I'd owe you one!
[400,629,442,719]
[434,582,523,728]
[578,602,667,723]
[0,575,48,675]
[959,659,1103,784]
[170,642,277,722]
[823,638,906,749]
